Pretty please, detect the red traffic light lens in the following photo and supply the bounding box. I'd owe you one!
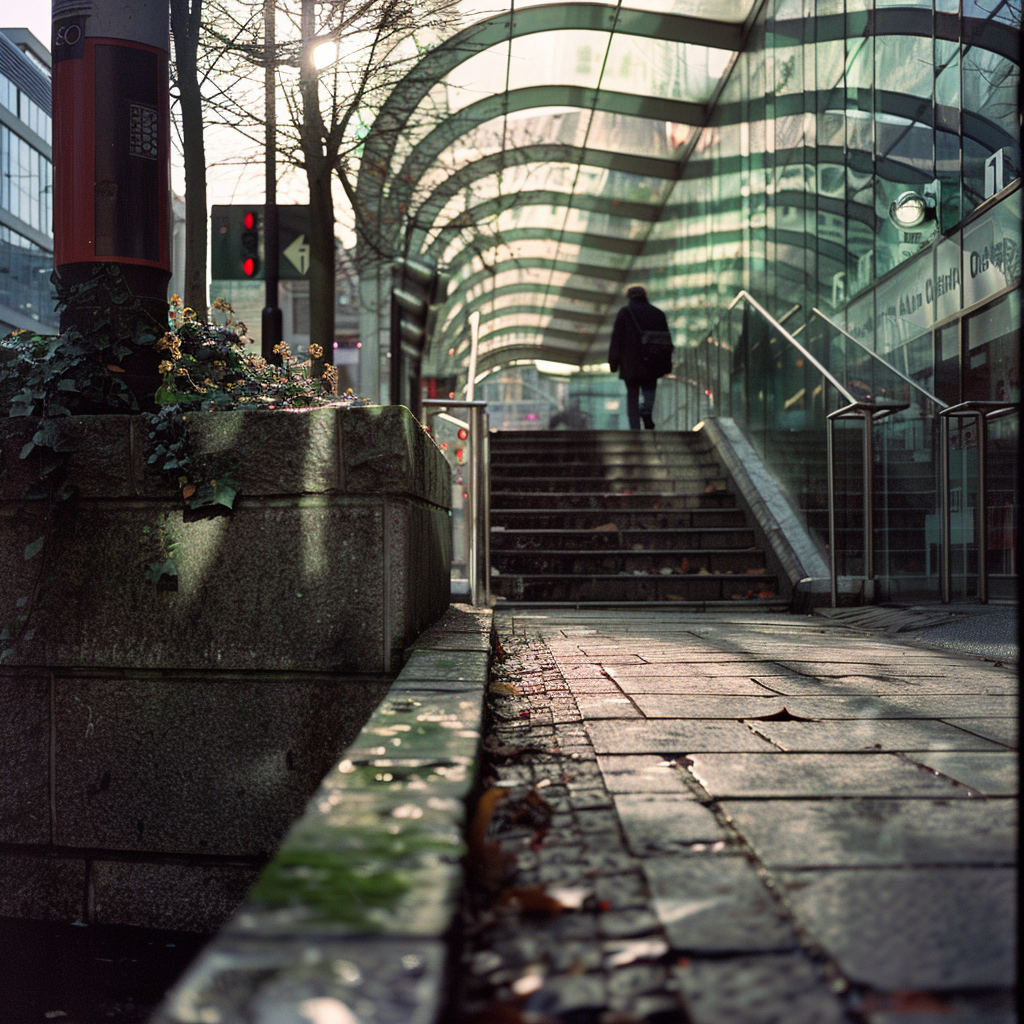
[457,428,468,441]
[243,211,256,230]
[242,257,256,277]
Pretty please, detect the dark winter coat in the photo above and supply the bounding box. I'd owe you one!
[608,298,671,383]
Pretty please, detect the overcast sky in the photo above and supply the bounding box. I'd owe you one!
[0,2,51,49]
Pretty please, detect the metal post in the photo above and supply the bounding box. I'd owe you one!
[261,0,282,363]
[470,404,484,606]
[976,411,988,604]
[940,416,951,603]
[863,409,874,599]
[481,410,491,606]
[828,415,837,608]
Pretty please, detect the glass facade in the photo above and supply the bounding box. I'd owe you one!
[0,30,55,333]
[0,124,53,235]
[641,0,1020,601]
[0,224,56,324]
[358,0,1020,602]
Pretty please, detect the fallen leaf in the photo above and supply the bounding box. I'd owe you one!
[590,522,619,531]
[747,707,816,722]
[182,484,197,500]
[745,567,766,575]
[106,364,126,373]
[465,786,515,888]
[497,885,565,916]
[489,680,521,696]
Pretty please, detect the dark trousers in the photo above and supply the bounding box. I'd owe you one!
[625,380,657,429]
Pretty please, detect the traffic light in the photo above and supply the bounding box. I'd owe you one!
[240,209,260,278]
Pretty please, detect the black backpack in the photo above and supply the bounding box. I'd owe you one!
[629,309,673,378]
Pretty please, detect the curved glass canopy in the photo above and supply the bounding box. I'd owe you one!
[355,1,748,383]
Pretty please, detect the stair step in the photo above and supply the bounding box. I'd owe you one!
[492,550,766,575]
[489,491,737,511]
[490,477,729,494]
[487,428,782,608]
[490,528,758,551]
[490,464,721,481]
[490,572,781,603]
[491,509,749,530]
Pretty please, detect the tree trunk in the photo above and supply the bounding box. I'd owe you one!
[300,0,331,385]
[170,0,208,321]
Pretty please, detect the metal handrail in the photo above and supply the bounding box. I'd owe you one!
[422,399,491,606]
[729,291,907,607]
[938,401,1019,604]
[729,291,859,405]
[810,307,950,411]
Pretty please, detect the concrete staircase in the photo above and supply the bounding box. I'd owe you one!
[489,429,787,607]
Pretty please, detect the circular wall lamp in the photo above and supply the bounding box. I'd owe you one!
[888,190,936,229]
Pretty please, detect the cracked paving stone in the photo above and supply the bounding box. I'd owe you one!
[673,953,847,1024]
[903,751,1018,795]
[644,856,797,953]
[940,717,1017,748]
[596,754,693,793]
[779,866,1016,990]
[586,720,776,754]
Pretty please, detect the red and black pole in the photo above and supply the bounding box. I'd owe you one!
[52,0,172,400]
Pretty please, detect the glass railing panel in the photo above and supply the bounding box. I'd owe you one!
[986,413,1019,601]
[804,315,950,601]
[719,301,848,564]
[946,422,979,602]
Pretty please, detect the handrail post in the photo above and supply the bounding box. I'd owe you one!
[467,411,479,607]
[828,414,837,608]
[940,416,951,603]
[863,408,874,599]
[977,410,988,604]
[480,410,491,606]
[422,398,490,607]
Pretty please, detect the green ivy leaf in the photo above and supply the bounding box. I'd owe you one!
[19,441,35,459]
[24,536,45,560]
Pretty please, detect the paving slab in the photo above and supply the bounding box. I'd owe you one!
[673,953,847,1024]
[903,751,1018,794]
[755,673,1018,695]
[761,694,1015,719]
[465,607,1017,1024]
[778,867,1016,989]
[722,797,1017,867]
[604,675,783,694]
[941,716,1018,747]
[747,718,1008,752]
[644,855,797,953]
[595,754,694,792]
[586,719,777,754]
[612,794,729,854]
[608,663,801,679]
[686,752,973,798]
[573,693,643,718]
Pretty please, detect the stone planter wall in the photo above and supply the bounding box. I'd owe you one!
[0,405,451,932]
